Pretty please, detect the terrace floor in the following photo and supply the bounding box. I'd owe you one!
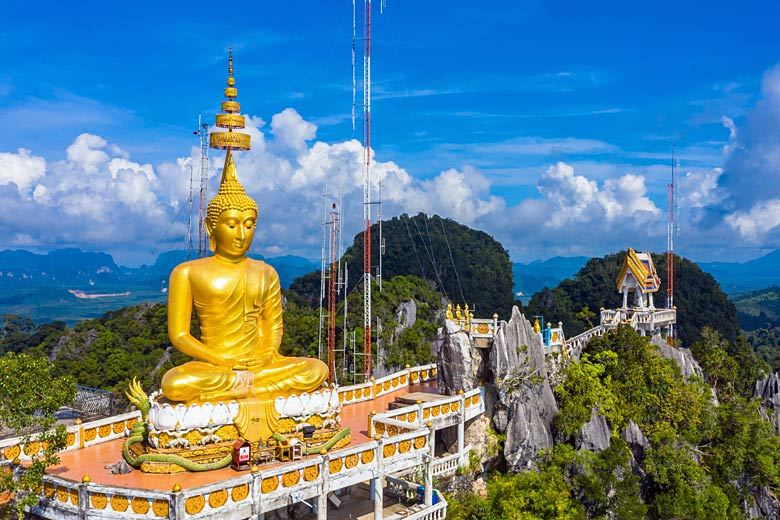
[48,381,438,493]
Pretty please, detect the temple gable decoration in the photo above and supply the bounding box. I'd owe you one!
[616,248,660,310]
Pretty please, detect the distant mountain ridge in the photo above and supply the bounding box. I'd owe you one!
[512,256,589,299]
[0,248,318,323]
[3,245,779,324]
[698,250,780,294]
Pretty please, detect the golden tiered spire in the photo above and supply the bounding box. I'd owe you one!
[210,47,251,152]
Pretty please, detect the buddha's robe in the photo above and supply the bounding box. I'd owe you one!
[161,257,328,405]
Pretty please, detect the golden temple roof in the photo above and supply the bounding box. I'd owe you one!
[616,248,660,293]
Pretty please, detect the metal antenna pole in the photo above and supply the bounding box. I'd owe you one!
[186,155,194,260]
[327,203,339,384]
[362,0,373,381]
[197,114,210,258]
[378,180,384,291]
[352,0,357,132]
[318,190,328,361]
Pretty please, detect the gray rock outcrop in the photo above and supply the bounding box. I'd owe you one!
[395,299,417,333]
[575,406,611,452]
[652,336,703,380]
[489,307,559,472]
[745,483,780,519]
[437,319,481,394]
[755,373,780,435]
[621,420,650,463]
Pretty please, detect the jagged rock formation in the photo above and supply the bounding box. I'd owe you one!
[755,373,780,435]
[488,307,559,472]
[395,299,417,332]
[744,481,780,519]
[621,420,650,463]
[651,336,703,380]
[436,306,559,472]
[575,407,611,453]
[436,320,482,394]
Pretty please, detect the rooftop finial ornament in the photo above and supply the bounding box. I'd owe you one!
[210,48,251,152]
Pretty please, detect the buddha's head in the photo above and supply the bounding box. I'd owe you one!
[205,150,258,260]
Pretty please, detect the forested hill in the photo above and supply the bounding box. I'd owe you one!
[525,251,739,346]
[291,213,514,317]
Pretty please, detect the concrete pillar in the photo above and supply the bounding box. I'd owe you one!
[622,289,628,309]
[317,452,330,520]
[250,467,262,520]
[424,422,435,506]
[373,436,384,520]
[78,476,89,520]
[457,391,465,466]
[170,487,185,520]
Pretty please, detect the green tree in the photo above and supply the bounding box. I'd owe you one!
[0,353,76,518]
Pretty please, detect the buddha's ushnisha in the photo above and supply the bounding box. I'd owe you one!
[161,151,328,414]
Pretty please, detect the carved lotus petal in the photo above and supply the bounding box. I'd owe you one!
[283,395,304,417]
[328,389,339,409]
[308,392,326,414]
[156,404,178,430]
[227,400,239,420]
[149,402,160,425]
[275,396,287,417]
[211,403,231,425]
[174,404,187,428]
[183,404,207,429]
[200,403,214,424]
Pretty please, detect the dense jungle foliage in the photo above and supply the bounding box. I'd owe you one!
[525,252,740,346]
[291,213,514,317]
[732,287,780,371]
[448,325,777,520]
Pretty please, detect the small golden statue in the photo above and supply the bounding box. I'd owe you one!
[446,303,454,320]
[455,304,463,322]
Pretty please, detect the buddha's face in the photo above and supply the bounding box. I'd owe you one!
[207,209,257,260]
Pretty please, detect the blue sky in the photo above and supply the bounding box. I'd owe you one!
[1,0,779,266]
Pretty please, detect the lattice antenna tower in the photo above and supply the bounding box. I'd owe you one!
[186,156,194,260]
[362,0,373,381]
[336,171,348,380]
[197,113,210,258]
[327,202,340,384]
[318,190,329,361]
[378,179,384,291]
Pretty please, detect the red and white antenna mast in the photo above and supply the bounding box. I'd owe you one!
[362,0,373,381]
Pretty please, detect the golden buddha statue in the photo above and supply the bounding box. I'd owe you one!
[161,152,328,408]
[160,50,328,440]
